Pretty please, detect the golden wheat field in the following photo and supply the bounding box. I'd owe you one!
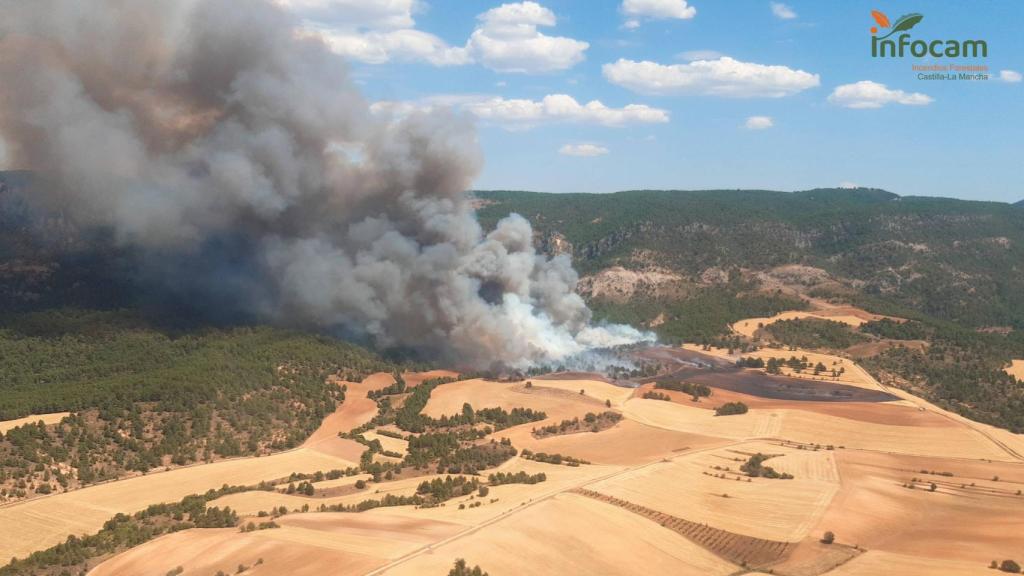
[1005,359,1024,382]
[0,412,70,434]
[0,447,358,562]
[2,362,1020,576]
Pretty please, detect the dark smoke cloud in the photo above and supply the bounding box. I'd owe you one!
[0,0,652,368]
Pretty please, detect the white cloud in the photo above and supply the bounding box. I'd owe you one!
[623,19,641,30]
[291,1,587,73]
[770,2,797,20]
[838,181,859,189]
[465,2,589,73]
[1000,69,1022,83]
[828,81,933,109]
[676,49,724,61]
[559,143,609,157]
[602,57,820,97]
[622,0,696,20]
[745,116,774,130]
[314,27,469,65]
[371,94,669,129]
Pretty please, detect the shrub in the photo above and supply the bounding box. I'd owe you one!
[448,558,489,576]
[1000,560,1022,573]
[821,531,835,545]
[715,402,748,416]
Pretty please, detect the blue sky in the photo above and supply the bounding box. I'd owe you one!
[12,1,1021,202]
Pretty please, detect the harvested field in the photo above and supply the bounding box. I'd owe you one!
[363,430,408,456]
[640,383,950,427]
[423,378,605,423]
[776,409,1012,461]
[769,539,862,576]
[90,513,466,576]
[731,306,893,339]
[378,492,738,576]
[0,411,69,433]
[731,311,871,339]
[572,488,793,569]
[34,356,1024,575]
[525,378,635,407]
[584,442,839,542]
[810,450,1024,566]
[623,397,782,439]
[824,550,992,575]
[623,398,1010,460]
[211,474,449,516]
[303,372,396,459]
[0,447,357,563]
[501,417,727,466]
[89,527,385,576]
[402,370,460,388]
[1005,359,1024,381]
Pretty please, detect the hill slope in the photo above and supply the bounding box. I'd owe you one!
[476,188,1024,329]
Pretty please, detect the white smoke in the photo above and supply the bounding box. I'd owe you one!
[0,0,653,369]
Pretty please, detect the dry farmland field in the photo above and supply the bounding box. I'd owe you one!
[1006,359,1024,382]
[4,360,1024,576]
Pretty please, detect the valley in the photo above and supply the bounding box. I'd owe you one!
[4,325,1022,575]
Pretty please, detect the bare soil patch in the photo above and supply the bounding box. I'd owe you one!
[1005,359,1024,382]
[0,412,69,434]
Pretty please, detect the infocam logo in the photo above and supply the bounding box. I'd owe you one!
[870,10,987,58]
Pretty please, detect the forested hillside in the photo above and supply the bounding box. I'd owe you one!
[477,188,1024,434]
[0,308,399,503]
[476,188,1024,330]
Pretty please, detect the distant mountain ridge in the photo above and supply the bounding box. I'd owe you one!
[475,187,1024,329]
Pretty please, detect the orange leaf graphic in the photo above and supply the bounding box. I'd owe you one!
[871,10,890,28]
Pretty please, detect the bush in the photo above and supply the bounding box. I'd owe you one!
[715,402,748,416]
[821,531,835,545]
[1001,560,1022,573]
[448,558,489,576]
[740,453,793,479]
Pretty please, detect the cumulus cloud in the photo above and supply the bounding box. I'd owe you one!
[372,94,669,128]
[745,116,774,130]
[299,1,588,73]
[828,81,933,109]
[285,0,469,65]
[770,2,797,19]
[465,1,589,73]
[602,57,820,97]
[622,0,696,20]
[1000,70,1022,83]
[315,27,470,65]
[559,143,609,157]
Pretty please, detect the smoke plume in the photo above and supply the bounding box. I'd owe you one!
[0,0,652,368]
